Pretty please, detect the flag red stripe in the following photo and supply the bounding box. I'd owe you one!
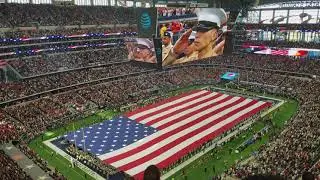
[117,100,259,171]
[125,90,203,117]
[135,91,212,122]
[145,93,224,127]
[155,102,271,169]
[133,102,271,179]
[156,95,234,130]
[0,61,7,67]
[103,97,246,164]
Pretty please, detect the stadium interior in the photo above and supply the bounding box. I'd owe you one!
[0,0,320,180]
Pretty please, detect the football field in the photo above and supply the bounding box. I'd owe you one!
[29,86,298,180]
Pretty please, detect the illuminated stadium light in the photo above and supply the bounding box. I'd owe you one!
[155,4,167,7]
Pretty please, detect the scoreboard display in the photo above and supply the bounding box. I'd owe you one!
[156,0,208,7]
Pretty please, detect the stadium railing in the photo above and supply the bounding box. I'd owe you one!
[1,63,315,107]
[0,69,156,107]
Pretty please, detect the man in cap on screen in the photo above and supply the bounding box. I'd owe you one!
[129,38,156,63]
[170,31,197,64]
[162,31,173,61]
[162,8,227,66]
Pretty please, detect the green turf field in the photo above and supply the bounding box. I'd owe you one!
[167,99,298,180]
[29,110,120,180]
[28,86,298,180]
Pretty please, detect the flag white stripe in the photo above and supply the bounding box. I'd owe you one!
[126,101,267,176]
[139,92,218,124]
[129,90,208,119]
[152,94,230,128]
[110,98,252,167]
[98,96,241,160]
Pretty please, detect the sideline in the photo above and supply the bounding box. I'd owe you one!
[0,143,53,180]
[43,137,105,180]
[161,92,284,180]
[161,118,257,180]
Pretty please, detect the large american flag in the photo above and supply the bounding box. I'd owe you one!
[64,90,271,179]
[0,60,7,69]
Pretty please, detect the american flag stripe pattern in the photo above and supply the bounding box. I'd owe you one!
[0,60,7,68]
[271,49,289,56]
[64,90,271,179]
[88,90,271,179]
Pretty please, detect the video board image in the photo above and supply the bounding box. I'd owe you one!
[159,8,228,66]
[241,44,320,59]
[125,38,156,63]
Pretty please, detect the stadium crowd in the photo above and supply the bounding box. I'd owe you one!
[0,38,124,56]
[0,67,219,179]
[8,48,128,77]
[0,58,320,178]
[4,53,319,105]
[0,4,135,27]
[17,143,66,179]
[191,54,320,75]
[1,67,216,137]
[0,4,319,177]
[1,26,137,40]
[0,111,22,143]
[1,2,319,180]
[0,62,151,102]
[224,72,320,179]
[0,150,32,180]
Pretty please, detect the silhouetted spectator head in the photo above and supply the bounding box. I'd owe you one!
[143,165,160,180]
[302,171,314,180]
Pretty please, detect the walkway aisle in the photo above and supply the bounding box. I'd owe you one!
[0,143,53,180]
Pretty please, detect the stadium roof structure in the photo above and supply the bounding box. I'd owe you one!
[259,0,312,4]
[215,0,320,11]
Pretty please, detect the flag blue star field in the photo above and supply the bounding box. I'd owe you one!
[64,117,157,156]
[63,90,271,179]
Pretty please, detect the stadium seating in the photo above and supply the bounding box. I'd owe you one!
[0,2,320,180]
[0,150,32,180]
[0,4,135,27]
[8,48,128,77]
[1,58,320,179]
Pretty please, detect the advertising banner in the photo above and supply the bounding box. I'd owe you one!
[137,8,157,38]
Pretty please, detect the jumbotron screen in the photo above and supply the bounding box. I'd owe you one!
[159,8,228,66]
[125,38,157,63]
[242,44,320,59]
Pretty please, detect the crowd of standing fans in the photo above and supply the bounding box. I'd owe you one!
[0,67,219,179]
[1,26,137,40]
[0,3,319,178]
[1,67,216,139]
[8,48,128,77]
[223,70,320,179]
[0,150,32,180]
[0,4,136,27]
[192,54,320,75]
[0,55,320,178]
[1,58,320,178]
[0,62,151,102]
